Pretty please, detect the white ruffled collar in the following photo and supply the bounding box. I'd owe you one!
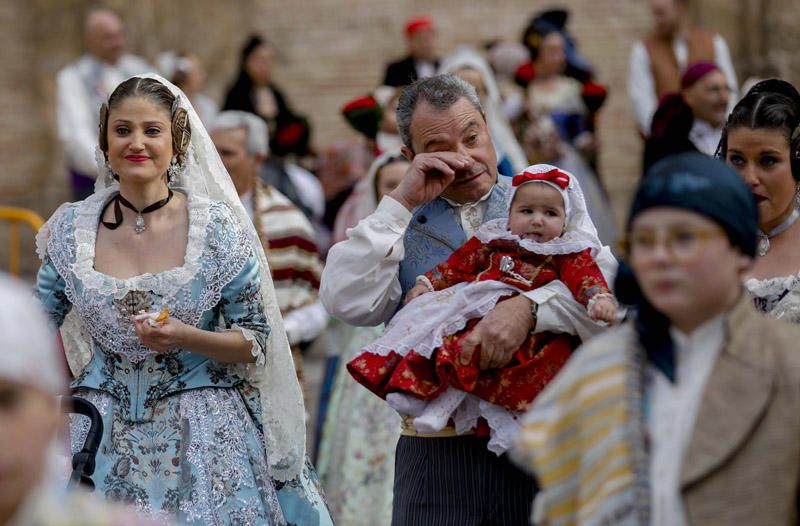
[474,217,601,256]
[744,271,800,297]
[69,186,212,299]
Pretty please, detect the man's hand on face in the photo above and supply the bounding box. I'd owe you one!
[458,295,536,370]
[388,152,474,211]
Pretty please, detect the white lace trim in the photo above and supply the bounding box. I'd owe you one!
[474,218,600,256]
[230,324,266,367]
[35,202,70,261]
[68,187,211,299]
[362,281,517,359]
[45,190,252,364]
[68,390,111,455]
[478,398,523,455]
[744,272,800,298]
[745,272,800,323]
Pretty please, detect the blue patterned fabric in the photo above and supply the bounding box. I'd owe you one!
[36,192,332,526]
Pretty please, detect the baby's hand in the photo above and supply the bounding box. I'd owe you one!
[404,283,430,304]
[589,297,617,323]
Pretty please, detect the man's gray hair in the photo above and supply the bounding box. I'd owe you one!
[209,110,269,157]
[396,74,483,152]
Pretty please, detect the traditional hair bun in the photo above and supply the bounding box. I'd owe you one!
[746,79,800,106]
[171,106,191,165]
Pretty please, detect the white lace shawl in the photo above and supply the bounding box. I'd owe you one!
[36,74,305,482]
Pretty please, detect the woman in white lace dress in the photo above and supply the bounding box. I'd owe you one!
[35,75,331,525]
[717,79,800,321]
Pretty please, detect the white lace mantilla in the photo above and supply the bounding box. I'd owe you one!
[42,187,252,364]
[474,218,601,256]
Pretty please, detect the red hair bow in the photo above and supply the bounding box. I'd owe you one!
[512,168,570,190]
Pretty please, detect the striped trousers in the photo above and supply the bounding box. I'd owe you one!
[391,435,537,525]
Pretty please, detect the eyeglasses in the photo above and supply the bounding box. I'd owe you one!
[618,226,727,260]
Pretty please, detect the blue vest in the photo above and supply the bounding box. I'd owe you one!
[397,185,508,303]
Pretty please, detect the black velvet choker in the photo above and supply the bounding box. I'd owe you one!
[101,189,174,234]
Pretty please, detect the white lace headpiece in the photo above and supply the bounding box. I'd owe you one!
[62,74,305,482]
[476,163,603,255]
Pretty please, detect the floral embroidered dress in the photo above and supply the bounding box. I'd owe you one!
[315,322,400,526]
[348,234,610,414]
[36,189,331,526]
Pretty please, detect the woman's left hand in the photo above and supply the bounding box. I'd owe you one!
[131,315,189,352]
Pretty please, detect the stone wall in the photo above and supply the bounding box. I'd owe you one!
[0,0,796,274]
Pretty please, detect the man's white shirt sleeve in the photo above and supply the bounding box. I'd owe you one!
[628,35,738,136]
[57,65,101,177]
[320,196,411,326]
[712,35,739,114]
[628,41,658,136]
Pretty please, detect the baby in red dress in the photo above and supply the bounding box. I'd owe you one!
[348,164,616,453]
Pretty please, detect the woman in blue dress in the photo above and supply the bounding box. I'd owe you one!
[35,74,332,526]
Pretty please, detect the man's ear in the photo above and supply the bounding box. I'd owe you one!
[401,146,415,162]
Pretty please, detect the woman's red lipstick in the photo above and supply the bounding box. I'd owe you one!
[125,155,149,162]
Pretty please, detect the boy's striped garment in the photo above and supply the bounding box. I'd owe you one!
[511,325,650,525]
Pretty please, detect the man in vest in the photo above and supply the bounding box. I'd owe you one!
[56,7,151,200]
[321,74,617,525]
[628,0,737,137]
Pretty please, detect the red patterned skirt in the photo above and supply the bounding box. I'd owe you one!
[348,319,576,413]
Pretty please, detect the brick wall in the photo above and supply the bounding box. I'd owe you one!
[0,0,795,274]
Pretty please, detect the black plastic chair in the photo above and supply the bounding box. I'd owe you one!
[60,396,104,491]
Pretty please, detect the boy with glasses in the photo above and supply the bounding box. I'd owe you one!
[513,152,800,526]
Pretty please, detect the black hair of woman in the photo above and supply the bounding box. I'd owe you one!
[716,78,800,180]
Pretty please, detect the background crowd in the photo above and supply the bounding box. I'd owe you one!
[2,0,800,525]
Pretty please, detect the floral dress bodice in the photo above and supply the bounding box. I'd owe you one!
[36,191,270,422]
